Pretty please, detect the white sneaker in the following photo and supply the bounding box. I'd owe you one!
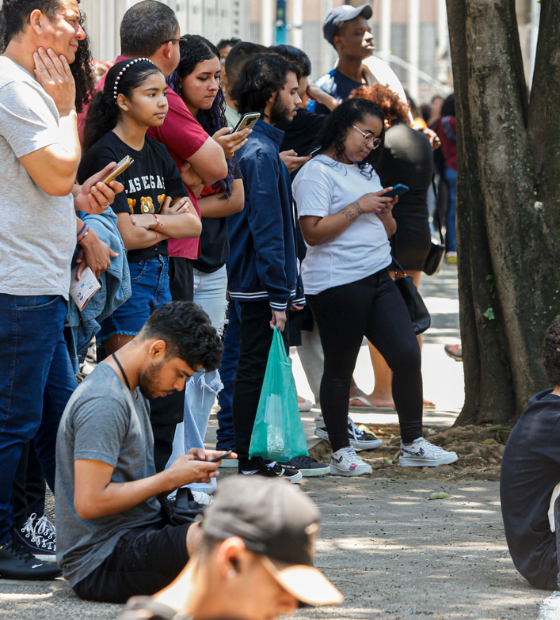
[399,437,458,467]
[329,447,373,476]
[316,418,383,450]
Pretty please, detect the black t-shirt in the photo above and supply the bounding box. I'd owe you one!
[194,156,242,274]
[376,120,433,220]
[277,108,326,159]
[78,131,187,262]
[500,388,560,590]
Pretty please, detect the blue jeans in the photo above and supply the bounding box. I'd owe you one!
[98,256,171,341]
[0,294,77,543]
[216,300,241,450]
[167,266,227,492]
[444,166,457,253]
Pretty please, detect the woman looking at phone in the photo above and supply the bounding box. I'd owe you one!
[168,35,246,332]
[80,59,201,355]
[163,36,246,489]
[293,98,457,475]
[348,84,436,411]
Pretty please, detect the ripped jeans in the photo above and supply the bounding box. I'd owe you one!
[167,265,228,492]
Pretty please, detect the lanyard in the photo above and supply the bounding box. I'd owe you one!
[112,352,132,391]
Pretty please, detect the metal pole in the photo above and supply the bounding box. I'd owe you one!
[408,0,419,101]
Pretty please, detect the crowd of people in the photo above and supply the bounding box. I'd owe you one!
[0,0,465,611]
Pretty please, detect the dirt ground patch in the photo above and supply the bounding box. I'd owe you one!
[309,424,511,482]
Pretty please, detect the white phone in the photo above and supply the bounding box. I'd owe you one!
[232,112,261,134]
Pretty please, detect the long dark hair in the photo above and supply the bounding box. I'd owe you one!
[318,98,386,176]
[168,34,233,196]
[82,58,162,153]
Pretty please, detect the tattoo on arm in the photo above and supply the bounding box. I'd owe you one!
[341,201,364,222]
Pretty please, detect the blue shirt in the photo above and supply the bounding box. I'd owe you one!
[308,69,363,116]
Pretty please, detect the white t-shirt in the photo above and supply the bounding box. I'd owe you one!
[0,57,75,297]
[293,155,392,295]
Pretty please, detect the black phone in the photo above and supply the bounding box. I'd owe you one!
[384,184,409,198]
[209,449,233,463]
[307,146,322,157]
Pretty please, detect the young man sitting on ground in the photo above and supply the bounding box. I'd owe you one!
[501,315,560,590]
[55,302,231,603]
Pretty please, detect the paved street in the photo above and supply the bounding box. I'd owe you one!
[0,265,552,620]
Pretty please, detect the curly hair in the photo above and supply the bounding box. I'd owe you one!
[230,53,300,117]
[543,316,560,385]
[317,97,386,176]
[0,1,95,113]
[168,35,234,196]
[82,59,162,153]
[270,44,311,78]
[141,301,223,372]
[349,83,410,124]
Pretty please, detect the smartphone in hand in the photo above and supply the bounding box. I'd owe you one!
[232,112,261,134]
[384,184,409,198]
[102,155,134,185]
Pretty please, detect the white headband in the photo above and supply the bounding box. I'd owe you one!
[113,57,152,101]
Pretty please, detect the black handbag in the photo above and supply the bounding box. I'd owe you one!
[423,180,446,276]
[393,258,431,335]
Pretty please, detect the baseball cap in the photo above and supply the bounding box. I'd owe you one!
[323,4,373,45]
[202,476,343,607]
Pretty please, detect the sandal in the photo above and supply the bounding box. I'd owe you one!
[349,396,395,412]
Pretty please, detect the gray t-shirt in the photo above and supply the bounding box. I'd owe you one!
[0,56,76,297]
[55,363,161,587]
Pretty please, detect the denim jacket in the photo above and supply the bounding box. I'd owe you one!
[66,208,130,371]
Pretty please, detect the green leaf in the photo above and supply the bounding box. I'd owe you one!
[383,459,393,465]
[483,307,495,320]
[486,275,494,281]
[429,492,451,500]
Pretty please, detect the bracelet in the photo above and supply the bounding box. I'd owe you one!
[78,226,90,243]
[153,230,158,251]
[77,222,87,238]
[152,213,161,229]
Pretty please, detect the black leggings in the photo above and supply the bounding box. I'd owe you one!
[306,268,423,451]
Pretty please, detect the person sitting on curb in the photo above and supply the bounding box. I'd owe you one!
[501,315,560,591]
[119,476,343,620]
[55,301,230,603]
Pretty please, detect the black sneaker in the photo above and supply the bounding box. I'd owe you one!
[240,461,302,484]
[13,514,57,564]
[315,418,383,450]
[281,456,329,477]
[0,537,61,580]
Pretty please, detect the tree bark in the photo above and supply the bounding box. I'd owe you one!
[447,0,560,425]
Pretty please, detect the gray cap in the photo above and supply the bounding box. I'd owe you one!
[323,4,373,45]
[202,476,343,607]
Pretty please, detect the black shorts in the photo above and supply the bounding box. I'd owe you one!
[73,521,191,604]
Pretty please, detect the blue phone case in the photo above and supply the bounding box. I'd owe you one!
[385,184,409,198]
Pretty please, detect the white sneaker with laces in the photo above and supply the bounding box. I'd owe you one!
[399,437,458,467]
[329,447,373,476]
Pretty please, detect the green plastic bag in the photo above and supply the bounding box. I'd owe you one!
[249,327,309,462]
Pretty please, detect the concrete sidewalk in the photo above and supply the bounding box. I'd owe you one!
[1,265,550,619]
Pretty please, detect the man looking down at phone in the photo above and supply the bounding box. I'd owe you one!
[55,302,231,603]
[0,0,124,580]
[227,54,305,481]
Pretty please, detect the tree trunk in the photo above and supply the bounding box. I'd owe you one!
[447,0,560,426]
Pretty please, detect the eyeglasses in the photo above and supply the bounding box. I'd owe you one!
[352,125,382,149]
